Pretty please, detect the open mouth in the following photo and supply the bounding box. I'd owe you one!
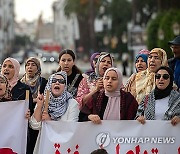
[137,66,143,69]
[102,67,107,72]
[158,82,164,86]
[53,85,61,91]
[3,72,9,76]
[107,85,112,88]
[28,70,33,73]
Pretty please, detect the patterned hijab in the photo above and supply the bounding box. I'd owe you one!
[0,74,12,101]
[21,57,41,98]
[1,58,20,89]
[103,67,123,120]
[135,48,168,103]
[44,71,73,120]
[95,53,114,78]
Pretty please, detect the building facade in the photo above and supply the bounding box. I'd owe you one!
[0,0,14,63]
[52,0,79,50]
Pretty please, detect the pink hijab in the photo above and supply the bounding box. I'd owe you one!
[103,67,123,120]
[2,58,20,89]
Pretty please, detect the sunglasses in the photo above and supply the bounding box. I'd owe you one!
[52,78,65,84]
[155,74,170,80]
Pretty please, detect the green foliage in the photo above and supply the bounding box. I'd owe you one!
[147,9,180,59]
[110,0,131,36]
[109,0,131,53]
[147,13,163,50]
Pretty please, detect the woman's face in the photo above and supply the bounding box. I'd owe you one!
[25,61,38,78]
[135,57,147,72]
[155,69,170,90]
[99,56,112,77]
[103,70,119,92]
[51,75,65,97]
[0,78,6,97]
[1,60,15,80]
[147,53,162,72]
[59,54,74,75]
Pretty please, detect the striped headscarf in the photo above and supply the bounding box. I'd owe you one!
[95,53,114,78]
[44,71,73,120]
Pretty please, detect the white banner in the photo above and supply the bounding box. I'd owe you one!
[37,120,180,154]
[0,100,28,154]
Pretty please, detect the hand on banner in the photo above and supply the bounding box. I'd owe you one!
[171,116,180,126]
[42,111,51,121]
[136,116,146,124]
[25,109,30,119]
[88,114,101,124]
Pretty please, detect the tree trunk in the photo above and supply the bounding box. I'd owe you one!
[88,0,97,51]
[77,15,90,56]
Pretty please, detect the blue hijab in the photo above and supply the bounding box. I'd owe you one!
[135,54,148,72]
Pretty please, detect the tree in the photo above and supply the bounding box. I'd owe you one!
[109,0,131,53]
[64,0,102,56]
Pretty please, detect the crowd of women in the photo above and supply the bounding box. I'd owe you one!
[0,36,180,154]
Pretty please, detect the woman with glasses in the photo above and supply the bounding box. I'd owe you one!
[136,66,180,126]
[30,71,79,153]
[124,48,168,104]
[76,53,113,109]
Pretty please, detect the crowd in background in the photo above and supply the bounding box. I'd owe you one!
[0,36,180,154]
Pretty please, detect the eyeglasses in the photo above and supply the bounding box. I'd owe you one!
[52,78,65,84]
[155,74,170,80]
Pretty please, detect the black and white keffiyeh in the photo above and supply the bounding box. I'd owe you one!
[44,71,73,120]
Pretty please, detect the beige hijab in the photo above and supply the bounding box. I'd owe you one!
[135,48,168,103]
[1,58,20,90]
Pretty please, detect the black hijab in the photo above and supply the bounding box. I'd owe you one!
[154,66,174,100]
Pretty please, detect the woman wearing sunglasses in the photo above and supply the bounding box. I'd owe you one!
[30,71,79,153]
[136,66,180,126]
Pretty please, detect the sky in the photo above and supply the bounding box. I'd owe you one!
[15,0,57,22]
